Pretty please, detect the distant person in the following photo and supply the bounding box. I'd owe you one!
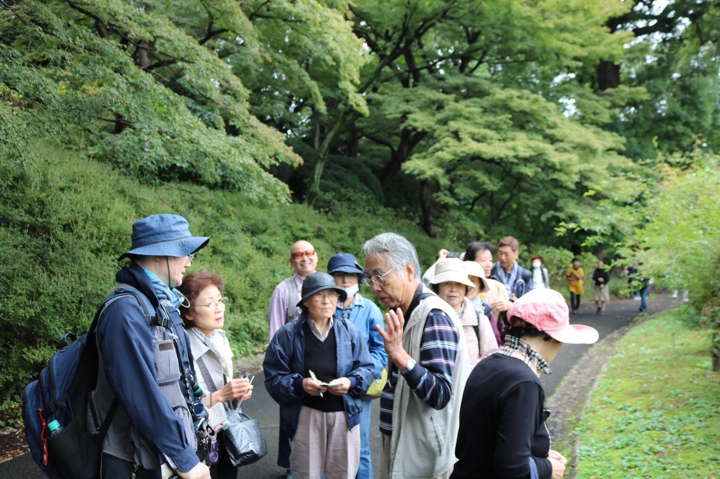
[264,273,374,479]
[626,264,640,300]
[430,258,498,368]
[529,256,550,290]
[362,233,469,479]
[267,240,318,478]
[451,289,599,479]
[178,272,253,479]
[566,257,584,314]
[490,236,532,301]
[592,260,610,315]
[464,242,511,316]
[327,253,388,479]
[636,262,651,313]
[268,240,318,340]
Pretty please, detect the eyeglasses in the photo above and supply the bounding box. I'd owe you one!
[196,297,228,309]
[292,250,316,260]
[363,268,395,286]
[186,253,195,264]
[312,291,340,302]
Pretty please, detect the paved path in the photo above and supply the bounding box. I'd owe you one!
[0,293,675,479]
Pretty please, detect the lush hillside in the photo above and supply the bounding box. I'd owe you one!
[0,145,451,405]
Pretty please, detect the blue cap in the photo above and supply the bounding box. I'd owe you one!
[327,253,365,275]
[119,214,209,260]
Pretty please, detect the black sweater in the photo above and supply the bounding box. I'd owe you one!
[451,354,552,479]
[592,268,610,287]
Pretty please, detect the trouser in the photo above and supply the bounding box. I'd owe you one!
[357,399,373,479]
[379,435,452,479]
[290,406,360,479]
[640,286,649,311]
[101,454,161,479]
[570,292,581,311]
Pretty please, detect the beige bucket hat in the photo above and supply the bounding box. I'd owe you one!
[429,258,476,294]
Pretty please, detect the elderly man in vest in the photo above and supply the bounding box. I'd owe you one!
[268,240,318,340]
[362,233,469,479]
[267,240,317,479]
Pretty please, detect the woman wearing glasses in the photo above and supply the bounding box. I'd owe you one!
[264,272,375,479]
[178,272,254,479]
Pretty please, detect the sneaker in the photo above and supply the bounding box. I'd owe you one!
[633,295,641,300]
[287,469,293,479]
[599,310,605,316]
[596,307,601,314]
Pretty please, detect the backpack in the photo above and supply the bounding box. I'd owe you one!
[22,285,155,479]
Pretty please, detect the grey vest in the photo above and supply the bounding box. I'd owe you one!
[88,294,196,469]
[284,276,300,323]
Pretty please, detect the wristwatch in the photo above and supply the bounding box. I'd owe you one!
[400,358,416,375]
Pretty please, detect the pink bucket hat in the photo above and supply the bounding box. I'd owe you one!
[508,289,599,344]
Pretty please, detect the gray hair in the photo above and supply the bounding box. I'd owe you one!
[361,233,421,280]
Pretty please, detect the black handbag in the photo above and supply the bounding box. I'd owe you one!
[219,409,267,467]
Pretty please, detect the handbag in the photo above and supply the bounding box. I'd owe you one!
[365,367,388,398]
[219,408,267,467]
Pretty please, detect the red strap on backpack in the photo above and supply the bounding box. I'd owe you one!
[38,409,48,466]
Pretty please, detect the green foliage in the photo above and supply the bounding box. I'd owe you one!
[0,144,448,408]
[628,152,720,333]
[576,311,720,477]
[0,0,303,200]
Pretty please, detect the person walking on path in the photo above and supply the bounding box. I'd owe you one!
[327,253,388,479]
[566,258,584,314]
[490,237,532,301]
[592,260,610,315]
[362,233,469,479]
[451,289,599,479]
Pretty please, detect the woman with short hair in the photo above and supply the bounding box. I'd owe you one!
[264,272,374,479]
[430,259,498,368]
[177,272,253,479]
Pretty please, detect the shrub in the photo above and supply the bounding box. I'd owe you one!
[0,143,449,411]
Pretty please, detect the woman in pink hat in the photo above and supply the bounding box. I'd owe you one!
[451,289,599,479]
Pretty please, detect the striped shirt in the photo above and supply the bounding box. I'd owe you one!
[379,287,460,436]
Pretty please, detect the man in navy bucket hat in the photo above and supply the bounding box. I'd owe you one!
[92,214,212,479]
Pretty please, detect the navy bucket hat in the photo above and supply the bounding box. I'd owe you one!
[327,253,365,275]
[119,214,210,260]
[297,272,347,307]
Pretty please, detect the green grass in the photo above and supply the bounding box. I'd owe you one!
[575,311,720,478]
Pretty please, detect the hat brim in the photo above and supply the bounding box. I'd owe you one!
[429,271,476,294]
[297,286,348,307]
[545,324,599,345]
[119,236,209,260]
[327,265,364,275]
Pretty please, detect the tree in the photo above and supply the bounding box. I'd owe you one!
[2,0,349,200]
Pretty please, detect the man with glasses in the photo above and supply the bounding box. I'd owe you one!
[268,240,318,340]
[362,233,469,479]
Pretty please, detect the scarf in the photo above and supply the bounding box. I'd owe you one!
[498,335,551,375]
[493,261,522,297]
[142,267,187,309]
[191,328,233,378]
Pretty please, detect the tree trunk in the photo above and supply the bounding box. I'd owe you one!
[597,60,620,91]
